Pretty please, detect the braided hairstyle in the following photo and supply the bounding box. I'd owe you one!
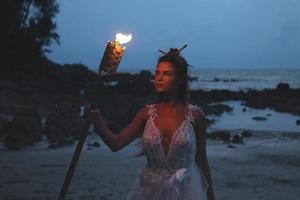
[156,46,189,104]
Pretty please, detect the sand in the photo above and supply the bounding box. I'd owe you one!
[0,133,300,200]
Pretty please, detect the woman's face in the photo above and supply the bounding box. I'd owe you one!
[154,61,178,93]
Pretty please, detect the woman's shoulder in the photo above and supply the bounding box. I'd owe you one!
[135,104,156,122]
[188,104,204,112]
[187,104,206,121]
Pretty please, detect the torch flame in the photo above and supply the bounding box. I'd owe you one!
[115,33,132,44]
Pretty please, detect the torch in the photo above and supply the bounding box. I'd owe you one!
[58,33,132,200]
[99,33,132,77]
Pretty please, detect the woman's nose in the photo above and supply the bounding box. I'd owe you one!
[157,73,164,80]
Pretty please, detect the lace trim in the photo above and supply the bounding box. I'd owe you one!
[146,104,157,120]
[146,104,202,124]
[139,166,192,190]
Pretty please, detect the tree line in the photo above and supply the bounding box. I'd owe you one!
[1,0,60,65]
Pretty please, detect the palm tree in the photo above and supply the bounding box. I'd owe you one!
[1,0,60,64]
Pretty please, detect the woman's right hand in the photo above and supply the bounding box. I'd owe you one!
[84,107,104,125]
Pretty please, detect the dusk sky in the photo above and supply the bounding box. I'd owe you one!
[47,0,300,71]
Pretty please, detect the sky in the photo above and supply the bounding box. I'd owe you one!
[47,0,300,71]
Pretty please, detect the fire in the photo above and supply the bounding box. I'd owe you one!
[115,33,132,44]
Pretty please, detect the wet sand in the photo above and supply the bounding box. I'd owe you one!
[0,134,300,200]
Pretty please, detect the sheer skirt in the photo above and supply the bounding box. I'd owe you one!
[126,162,208,200]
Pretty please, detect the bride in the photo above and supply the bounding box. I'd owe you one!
[86,46,215,200]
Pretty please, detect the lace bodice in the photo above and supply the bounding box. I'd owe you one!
[139,103,203,190]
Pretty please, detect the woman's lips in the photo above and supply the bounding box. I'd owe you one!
[156,84,164,88]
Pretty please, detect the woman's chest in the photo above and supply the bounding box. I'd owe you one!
[142,120,197,165]
[143,120,195,150]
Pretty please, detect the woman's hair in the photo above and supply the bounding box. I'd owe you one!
[155,47,189,104]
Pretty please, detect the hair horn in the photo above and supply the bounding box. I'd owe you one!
[178,44,188,53]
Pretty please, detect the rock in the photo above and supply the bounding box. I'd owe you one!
[3,107,42,151]
[242,86,300,115]
[296,120,300,126]
[206,118,216,127]
[48,136,74,149]
[231,134,245,144]
[188,76,198,82]
[276,82,290,92]
[207,130,231,143]
[252,116,267,121]
[227,144,236,148]
[241,130,253,138]
[242,107,247,112]
[87,142,101,147]
[203,104,233,116]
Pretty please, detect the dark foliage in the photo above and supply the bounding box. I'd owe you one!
[0,0,59,64]
[3,107,42,150]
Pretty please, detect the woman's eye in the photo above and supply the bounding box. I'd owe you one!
[155,71,172,76]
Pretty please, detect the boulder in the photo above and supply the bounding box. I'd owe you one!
[252,116,268,121]
[241,130,253,138]
[87,142,101,148]
[231,134,245,144]
[202,104,233,116]
[276,82,290,92]
[207,130,231,143]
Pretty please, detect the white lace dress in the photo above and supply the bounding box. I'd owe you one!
[126,104,209,200]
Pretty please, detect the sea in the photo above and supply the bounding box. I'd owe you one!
[103,68,300,132]
[122,68,300,91]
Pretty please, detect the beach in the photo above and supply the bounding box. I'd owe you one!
[1,65,299,199]
[2,1,300,199]
[1,132,300,200]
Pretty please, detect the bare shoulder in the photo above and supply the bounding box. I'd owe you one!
[134,105,150,123]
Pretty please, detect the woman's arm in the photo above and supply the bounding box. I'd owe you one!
[193,110,216,200]
[93,107,148,152]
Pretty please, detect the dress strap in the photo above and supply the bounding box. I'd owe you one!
[146,104,157,120]
[146,104,202,122]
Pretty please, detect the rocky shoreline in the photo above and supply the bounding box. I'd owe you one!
[0,62,299,150]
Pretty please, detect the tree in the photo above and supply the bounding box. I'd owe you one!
[0,0,60,64]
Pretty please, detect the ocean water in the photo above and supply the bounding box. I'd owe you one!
[124,68,300,91]
[189,68,300,91]
[208,101,300,133]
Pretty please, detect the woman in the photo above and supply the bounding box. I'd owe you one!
[87,46,215,200]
